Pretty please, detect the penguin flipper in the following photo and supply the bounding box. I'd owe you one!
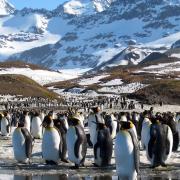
[21,128,33,158]
[6,125,10,133]
[55,127,63,159]
[148,125,157,159]
[74,127,83,159]
[172,131,179,151]
[129,130,140,173]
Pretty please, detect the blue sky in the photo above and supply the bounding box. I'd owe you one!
[9,0,67,10]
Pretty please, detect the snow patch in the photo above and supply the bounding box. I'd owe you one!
[0,67,78,85]
[100,79,123,86]
[78,75,109,86]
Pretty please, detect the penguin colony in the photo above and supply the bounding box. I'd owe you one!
[0,107,179,179]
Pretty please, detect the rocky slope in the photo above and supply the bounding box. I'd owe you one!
[0,0,179,71]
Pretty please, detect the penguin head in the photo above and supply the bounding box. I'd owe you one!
[17,122,24,128]
[42,115,53,128]
[68,113,81,126]
[97,122,106,130]
[120,121,133,130]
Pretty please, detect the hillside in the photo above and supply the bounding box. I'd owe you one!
[129,80,180,105]
[0,74,58,99]
[44,57,180,104]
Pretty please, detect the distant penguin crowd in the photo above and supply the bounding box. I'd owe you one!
[0,105,180,180]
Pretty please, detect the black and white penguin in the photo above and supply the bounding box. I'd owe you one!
[164,114,179,152]
[66,114,87,168]
[54,113,69,163]
[23,111,31,132]
[1,111,11,136]
[12,123,33,163]
[42,115,62,165]
[88,107,104,146]
[115,121,139,180]
[104,113,117,139]
[147,118,173,168]
[93,122,113,167]
[31,111,42,139]
[141,116,152,150]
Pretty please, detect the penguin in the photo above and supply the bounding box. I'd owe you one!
[164,115,179,152]
[12,123,33,163]
[115,121,139,180]
[23,111,31,132]
[141,116,152,150]
[66,114,87,168]
[1,112,11,136]
[54,113,69,163]
[104,113,117,139]
[147,118,173,168]
[88,107,104,146]
[31,111,42,139]
[93,122,113,167]
[42,115,62,165]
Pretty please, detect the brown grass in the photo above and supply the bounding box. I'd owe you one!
[0,74,59,99]
[0,60,48,70]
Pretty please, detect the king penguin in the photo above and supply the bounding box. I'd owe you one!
[104,113,117,139]
[88,107,104,146]
[115,121,139,180]
[1,111,11,136]
[12,122,33,163]
[66,114,87,168]
[147,118,173,168]
[141,116,152,150]
[42,115,62,165]
[93,122,113,167]
[31,111,42,139]
[23,111,31,132]
[54,113,69,163]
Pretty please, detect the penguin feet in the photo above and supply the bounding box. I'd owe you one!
[161,162,167,167]
[71,164,79,169]
[45,160,58,165]
[92,163,99,167]
[61,159,69,163]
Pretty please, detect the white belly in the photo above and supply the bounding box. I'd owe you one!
[12,128,28,163]
[115,131,137,178]
[88,115,97,146]
[141,120,151,150]
[66,127,82,164]
[42,128,60,162]
[31,117,42,138]
[24,115,31,132]
[1,118,10,136]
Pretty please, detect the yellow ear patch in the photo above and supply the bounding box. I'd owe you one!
[129,121,134,128]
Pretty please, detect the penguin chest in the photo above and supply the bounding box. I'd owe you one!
[66,127,82,164]
[31,117,42,138]
[1,118,10,135]
[115,131,135,175]
[24,116,31,132]
[88,116,97,146]
[12,129,27,162]
[141,121,151,149]
[42,128,60,162]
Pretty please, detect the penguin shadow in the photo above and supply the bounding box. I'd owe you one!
[31,151,42,157]
[0,135,11,140]
[13,174,68,180]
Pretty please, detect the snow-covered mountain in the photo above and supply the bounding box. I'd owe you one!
[0,0,180,71]
[0,0,15,16]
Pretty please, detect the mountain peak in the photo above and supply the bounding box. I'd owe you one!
[62,0,115,15]
[0,0,15,16]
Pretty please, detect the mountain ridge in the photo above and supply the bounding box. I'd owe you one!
[0,0,180,71]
